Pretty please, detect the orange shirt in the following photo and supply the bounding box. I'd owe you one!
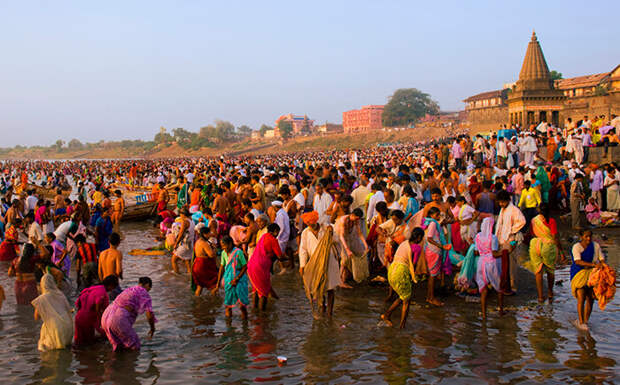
[190,188,201,206]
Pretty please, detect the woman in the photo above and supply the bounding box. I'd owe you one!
[8,243,39,305]
[604,167,620,212]
[475,217,504,320]
[31,274,73,351]
[535,166,551,203]
[246,224,283,310]
[0,226,19,261]
[570,229,605,331]
[401,185,419,224]
[528,203,563,303]
[423,207,451,306]
[191,226,219,296]
[74,276,119,346]
[101,277,156,351]
[214,236,249,318]
[381,227,424,329]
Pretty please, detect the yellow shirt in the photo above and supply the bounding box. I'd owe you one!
[519,187,541,209]
[92,191,104,206]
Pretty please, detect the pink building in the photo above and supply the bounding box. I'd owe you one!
[342,105,384,133]
[275,114,315,136]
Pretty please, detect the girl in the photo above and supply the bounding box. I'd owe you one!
[215,235,249,319]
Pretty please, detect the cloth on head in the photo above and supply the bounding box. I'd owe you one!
[271,200,283,206]
[301,211,319,226]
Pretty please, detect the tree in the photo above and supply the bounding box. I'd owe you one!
[53,139,65,152]
[277,120,293,138]
[154,128,173,144]
[237,125,252,136]
[259,124,273,136]
[214,120,235,140]
[549,70,563,81]
[172,127,193,142]
[67,138,83,149]
[382,88,439,127]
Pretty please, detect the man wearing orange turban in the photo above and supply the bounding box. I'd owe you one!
[301,211,319,226]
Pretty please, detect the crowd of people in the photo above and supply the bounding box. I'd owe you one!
[0,114,618,353]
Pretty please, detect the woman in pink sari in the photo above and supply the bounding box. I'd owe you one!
[475,217,504,319]
[247,223,283,311]
[74,276,119,346]
[101,277,156,351]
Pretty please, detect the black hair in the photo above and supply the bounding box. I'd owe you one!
[431,187,442,196]
[428,207,441,217]
[74,234,86,244]
[497,190,511,202]
[138,277,152,287]
[102,275,120,288]
[110,232,121,247]
[352,208,364,218]
[267,223,280,234]
[410,227,425,243]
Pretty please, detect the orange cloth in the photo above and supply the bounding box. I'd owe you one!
[587,264,616,311]
[301,211,319,226]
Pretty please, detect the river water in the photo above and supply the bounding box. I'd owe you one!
[1,222,618,384]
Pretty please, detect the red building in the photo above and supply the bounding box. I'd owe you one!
[342,105,384,133]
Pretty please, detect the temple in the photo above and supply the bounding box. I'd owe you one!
[464,31,620,133]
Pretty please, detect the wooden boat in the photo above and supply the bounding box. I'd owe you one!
[122,201,159,222]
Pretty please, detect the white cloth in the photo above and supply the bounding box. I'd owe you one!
[572,242,604,262]
[274,208,290,252]
[31,274,73,352]
[28,222,44,243]
[299,226,340,291]
[313,192,333,226]
[366,190,385,224]
[495,203,526,246]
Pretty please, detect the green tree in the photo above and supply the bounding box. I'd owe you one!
[67,138,83,149]
[259,124,273,136]
[237,125,252,136]
[549,70,563,81]
[214,120,235,140]
[172,127,193,141]
[53,139,65,152]
[382,88,439,127]
[277,120,293,138]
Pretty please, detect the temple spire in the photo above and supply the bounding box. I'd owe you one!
[517,30,551,90]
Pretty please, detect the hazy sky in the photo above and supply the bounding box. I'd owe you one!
[1,1,618,147]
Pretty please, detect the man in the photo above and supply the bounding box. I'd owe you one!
[272,200,290,260]
[422,187,456,223]
[95,208,113,252]
[75,234,99,288]
[570,173,586,230]
[522,133,538,166]
[111,190,125,235]
[24,212,43,244]
[366,183,385,225]
[518,180,541,232]
[590,164,604,207]
[451,138,464,169]
[98,232,123,300]
[156,182,170,216]
[334,208,368,286]
[25,189,38,214]
[313,179,333,226]
[299,211,340,317]
[495,190,526,294]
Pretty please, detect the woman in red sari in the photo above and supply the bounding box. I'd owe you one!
[0,226,19,261]
[74,276,119,346]
[247,223,284,310]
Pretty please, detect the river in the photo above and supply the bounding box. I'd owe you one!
[1,222,618,384]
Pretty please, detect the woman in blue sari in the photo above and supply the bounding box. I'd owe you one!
[214,235,249,319]
[570,229,605,331]
[402,185,419,224]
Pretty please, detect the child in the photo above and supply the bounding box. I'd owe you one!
[424,207,451,306]
[585,197,618,226]
[475,217,504,320]
[381,227,424,328]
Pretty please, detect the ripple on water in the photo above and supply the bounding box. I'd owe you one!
[0,222,619,384]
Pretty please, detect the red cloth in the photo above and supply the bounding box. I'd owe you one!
[74,285,109,345]
[247,233,282,298]
[192,257,218,289]
[0,241,18,261]
[500,249,512,293]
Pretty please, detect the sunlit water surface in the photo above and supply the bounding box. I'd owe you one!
[0,222,618,384]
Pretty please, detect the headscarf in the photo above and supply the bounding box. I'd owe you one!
[479,217,494,240]
[301,211,319,226]
[535,166,551,193]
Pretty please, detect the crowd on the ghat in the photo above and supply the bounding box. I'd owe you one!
[0,114,618,352]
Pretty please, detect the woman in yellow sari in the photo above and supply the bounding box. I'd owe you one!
[528,204,564,303]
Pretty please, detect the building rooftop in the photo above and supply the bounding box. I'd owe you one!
[555,72,609,89]
[463,90,503,102]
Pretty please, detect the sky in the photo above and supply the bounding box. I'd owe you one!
[0,1,618,147]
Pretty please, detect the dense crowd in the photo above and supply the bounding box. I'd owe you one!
[0,113,618,352]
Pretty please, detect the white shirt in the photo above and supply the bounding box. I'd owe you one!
[572,242,604,261]
[313,192,333,226]
[28,222,43,242]
[351,184,370,213]
[366,190,385,223]
[25,196,38,212]
[274,208,290,250]
[54,221,74,244]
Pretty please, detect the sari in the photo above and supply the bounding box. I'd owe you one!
[74,284,109,346]
[247,233,282,298]
[528,215,558,274]
[475,217,501,293]
[31,274,73,351]
[456,244,478,289]
[101,285,156,351]
[423,218,463,276]
[536,166,551,203]
[0,226,19,261]
[570,242,596,298]
[222,247,249,307]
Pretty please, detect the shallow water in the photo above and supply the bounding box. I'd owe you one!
[1,222,618,384]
